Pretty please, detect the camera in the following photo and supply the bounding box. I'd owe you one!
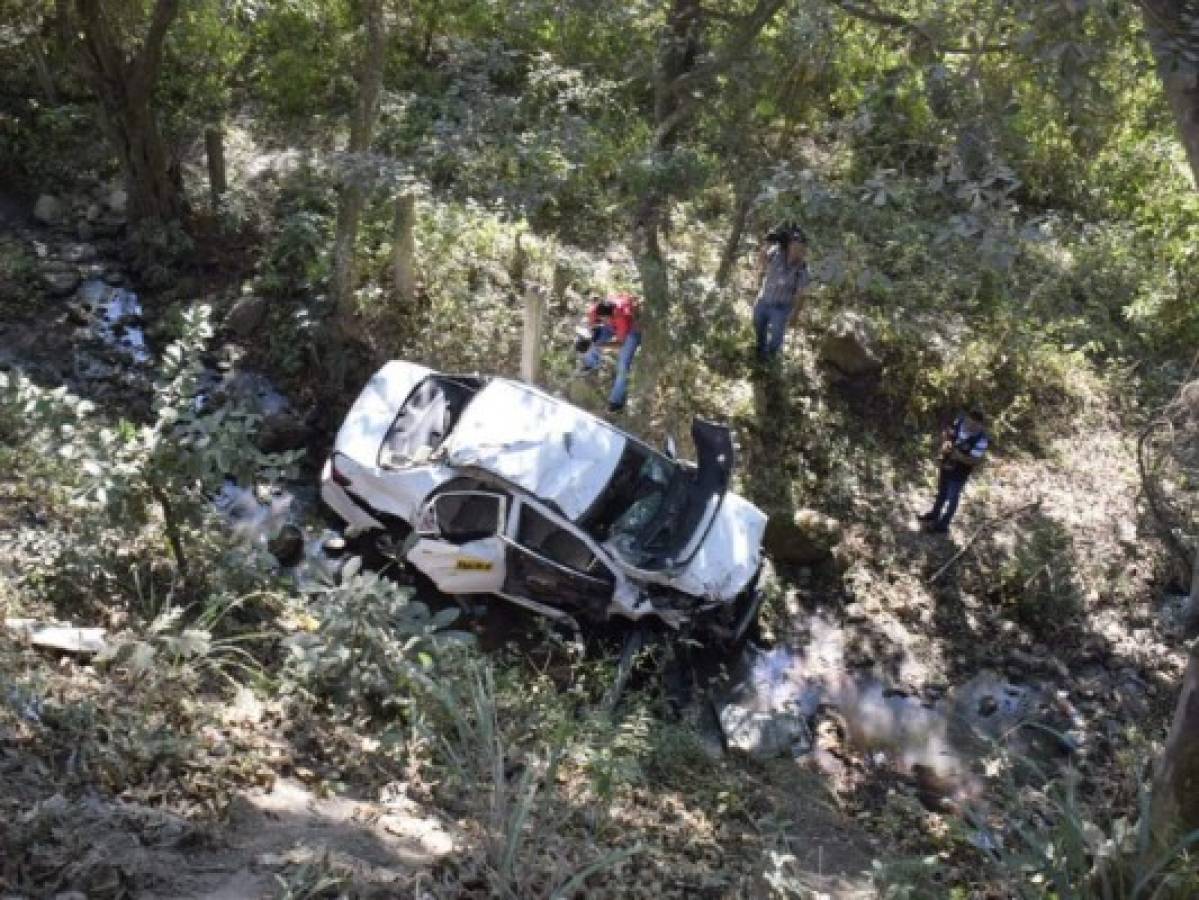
[573,325,594,354]
[766,222,807,247]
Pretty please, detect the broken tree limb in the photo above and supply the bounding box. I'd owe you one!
[928,499,1042,584]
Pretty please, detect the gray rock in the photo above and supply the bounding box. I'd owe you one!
[226,294,269,338]
[86,202,102,222]
[76,220,95,243]
[62,242,98,264]
[268,523,306,567]
[106,187,128,215]
[33,194,64,225]
[718,703,810,759]
[764,509,842,565]
[819,311,883,375]
[257,411,309,453]
[41,267,80,297]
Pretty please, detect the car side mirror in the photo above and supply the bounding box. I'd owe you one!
[664,435,678,460]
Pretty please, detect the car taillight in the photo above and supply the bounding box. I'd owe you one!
[330,454,353,488]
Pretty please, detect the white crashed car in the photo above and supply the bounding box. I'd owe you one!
[321,362,768,645]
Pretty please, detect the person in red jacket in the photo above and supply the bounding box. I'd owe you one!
[578,292,642,412]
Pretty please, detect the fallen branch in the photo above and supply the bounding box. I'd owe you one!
[928,499,1042,584]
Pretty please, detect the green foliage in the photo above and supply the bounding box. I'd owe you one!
[0,304,301,616]
[243,0,355,121]
[991,517,1082,636]
[284,556,462,712]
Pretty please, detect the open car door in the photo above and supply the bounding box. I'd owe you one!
[405,490,508,594]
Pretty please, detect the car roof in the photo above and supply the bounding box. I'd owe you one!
[442,377,630,522]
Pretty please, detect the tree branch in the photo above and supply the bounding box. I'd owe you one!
[667,0,788,100]
[825,0,1011,54]
[136,0,182,87]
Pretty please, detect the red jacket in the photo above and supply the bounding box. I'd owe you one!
[587,292,639,342]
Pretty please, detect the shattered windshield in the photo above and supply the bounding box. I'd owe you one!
[580,443,692,568]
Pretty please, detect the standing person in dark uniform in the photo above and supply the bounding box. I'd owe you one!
[752,224,810,361]
[920,409,989,533]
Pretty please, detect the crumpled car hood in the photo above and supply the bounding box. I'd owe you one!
[668,492,768,601]
[443,379,626,522]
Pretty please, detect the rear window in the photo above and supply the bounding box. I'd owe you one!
[380,375,481,467]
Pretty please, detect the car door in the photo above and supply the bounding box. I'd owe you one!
[405,490,508,594]
[502,500,616,618]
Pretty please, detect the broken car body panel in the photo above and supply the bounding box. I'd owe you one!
[320,361,768,634]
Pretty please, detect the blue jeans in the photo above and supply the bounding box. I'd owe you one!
[582,327,641,408]
[753,300,793,358]
[931,469,968,528]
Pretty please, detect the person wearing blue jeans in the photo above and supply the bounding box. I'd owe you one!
[919,410,989,533]
[579,294,641,412]
[753,224,810,361]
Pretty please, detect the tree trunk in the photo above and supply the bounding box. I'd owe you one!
[331,0,388,321]
[29,34,58,103]
[1183,542,1199,637]
[74,0,183,224]
[1140,0,1199,189]
[630,0,786,405]
[716,180,755,288]
[205,125,227,209]
[391,192,416,303]
[1152,641,1199,847]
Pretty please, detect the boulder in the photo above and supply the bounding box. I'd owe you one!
[819,311,882,375]
[764,509,842,566]
[257,411,310,453]
[33,194,64,225]
[226,295,269,338]
[718,704,810,759]
[62,242,98,264]
[105,187,128,215]
[41,266,80,297]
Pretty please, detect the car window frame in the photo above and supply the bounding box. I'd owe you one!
[501,497,616,590]
[417,489,508,543]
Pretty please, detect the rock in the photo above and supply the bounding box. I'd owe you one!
[1117,519,1138,546]
[33,193,64,225]
[819,311,882,375]
[62,242,98,264]
[764,509,842,565]
[257,411,310,453]
[106,187,128,215]
[717,703,809,759]
[77,220,95,242]
[86,202,102,222]
[268,524,306,567]
[226,294,269,338]
[41,266,80,297]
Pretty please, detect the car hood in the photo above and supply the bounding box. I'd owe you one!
[443,379,626,521]
[334,360,433,467]
[667,492,768,601]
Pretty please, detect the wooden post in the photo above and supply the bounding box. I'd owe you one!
[392,192,416,303]
[205,125,227,209]
[520,284,545,384]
